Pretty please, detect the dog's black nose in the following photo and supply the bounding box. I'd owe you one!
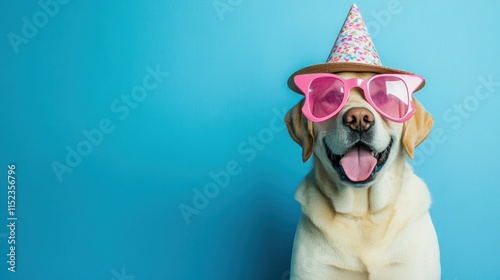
[343,107,375,132]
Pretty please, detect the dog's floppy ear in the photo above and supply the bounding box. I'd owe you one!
[402,99,433,160]
[285,99,315,162]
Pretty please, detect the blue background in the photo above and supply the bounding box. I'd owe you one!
[1,0,499,279]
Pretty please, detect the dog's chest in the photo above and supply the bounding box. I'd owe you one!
[326,209,395,252]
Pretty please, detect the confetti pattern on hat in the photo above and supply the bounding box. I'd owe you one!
[326,4,382,66]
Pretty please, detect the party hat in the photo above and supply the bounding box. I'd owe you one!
[326,4,381,65]
[288,4,421,93]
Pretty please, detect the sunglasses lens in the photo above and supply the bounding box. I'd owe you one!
[309,77,345,118]
[368,76,410,119]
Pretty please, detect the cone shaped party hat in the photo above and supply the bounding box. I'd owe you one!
[288,4,421,93]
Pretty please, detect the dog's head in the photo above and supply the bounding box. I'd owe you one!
[285,72,433,188]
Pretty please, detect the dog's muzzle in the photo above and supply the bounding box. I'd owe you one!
[324,138,393,185]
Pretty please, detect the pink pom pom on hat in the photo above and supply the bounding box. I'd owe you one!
[288,4,424,93]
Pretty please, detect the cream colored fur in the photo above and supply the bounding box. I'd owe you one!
[285,72,440,279]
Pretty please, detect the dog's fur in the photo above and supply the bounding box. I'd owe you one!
[285,72,440,279]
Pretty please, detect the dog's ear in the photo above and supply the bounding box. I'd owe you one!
[402,99,433,160]
[285,99,315,162]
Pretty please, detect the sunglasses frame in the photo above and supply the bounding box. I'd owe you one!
[294,73,424,123]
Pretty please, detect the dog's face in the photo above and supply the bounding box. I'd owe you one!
[285,72,433,188]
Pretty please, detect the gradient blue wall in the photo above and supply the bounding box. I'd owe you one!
[1,0,499,279]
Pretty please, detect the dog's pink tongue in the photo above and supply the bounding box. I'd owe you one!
[339,145,377,182]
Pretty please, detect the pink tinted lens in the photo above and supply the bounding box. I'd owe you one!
[308,77,345,118]
[368,76,409,119]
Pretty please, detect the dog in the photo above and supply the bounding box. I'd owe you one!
[285,71,440,279]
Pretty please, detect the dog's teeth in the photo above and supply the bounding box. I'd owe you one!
[371,151,376,157]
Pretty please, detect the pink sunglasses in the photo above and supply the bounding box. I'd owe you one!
[294,73,424,123]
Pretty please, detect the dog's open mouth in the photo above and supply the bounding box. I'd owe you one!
[324,138,393,184]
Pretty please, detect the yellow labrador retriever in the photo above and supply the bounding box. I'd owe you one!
[285,72,440,279]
